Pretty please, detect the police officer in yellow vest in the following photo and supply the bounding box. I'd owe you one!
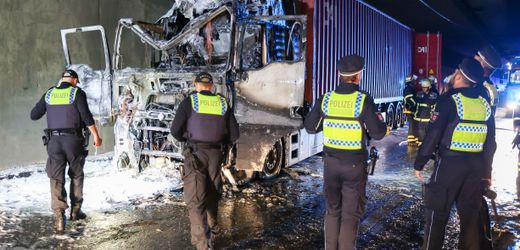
[474,45,501,250]
[414,58,495,249]
[403,74,418,143]
[413,78,438,145]
[475,45,501,115]
[304,55,388,249]
[170,72,239,250]
[30,69,103,234]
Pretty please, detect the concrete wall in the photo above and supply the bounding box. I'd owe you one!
[0,0,173,170]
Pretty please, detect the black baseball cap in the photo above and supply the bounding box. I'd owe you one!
[337,55,365,76]
[459,58,484,84]
[62,69,79,80]
[194,72,213,84]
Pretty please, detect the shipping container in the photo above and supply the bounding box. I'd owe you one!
[413,32,443,90]
[304,0,413,127]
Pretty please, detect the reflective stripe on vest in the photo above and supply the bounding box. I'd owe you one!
[449,93,490,152]
[45,87,78,105]
[190,93,227,116]
[321,91,365,150]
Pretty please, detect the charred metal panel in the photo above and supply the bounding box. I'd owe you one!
[235,124,293,171]
[312,0,412,104]
[235,62,305,109]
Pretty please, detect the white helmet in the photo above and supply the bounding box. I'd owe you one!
[420,79,432,88]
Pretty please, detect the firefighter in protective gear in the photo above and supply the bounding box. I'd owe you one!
[403,74,418,144]
[304,54,388,250]
[170,72,239,250]
[413,79,438,145]
[414,58,495,250]
[30,69,103,234]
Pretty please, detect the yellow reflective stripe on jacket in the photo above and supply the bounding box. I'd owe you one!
[190,93,227,116]
[45,87,78,105]
[414,117,430,122]
[321,91,365,150]
[449,93,490,152]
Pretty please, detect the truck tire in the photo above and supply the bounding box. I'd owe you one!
[260,139,284,180]
[386,104,395,129]
[396,103,405,128]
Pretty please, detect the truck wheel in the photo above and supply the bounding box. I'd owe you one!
[260,139,283,180]
[396,103,405,128]
[386,105,395,128]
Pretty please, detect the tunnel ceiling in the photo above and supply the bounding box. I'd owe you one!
[362,0,520,66]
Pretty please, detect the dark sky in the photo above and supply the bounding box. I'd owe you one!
[363,0,520,68]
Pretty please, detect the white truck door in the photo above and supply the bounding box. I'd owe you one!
[60,25,112,120]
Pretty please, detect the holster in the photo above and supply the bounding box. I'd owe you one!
[42,129,50,146]
[182,144,202,178]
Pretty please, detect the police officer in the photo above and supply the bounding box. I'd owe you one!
[304,55,388,249]
[404,74,418,144]
[414,58,495,249]
[474,45,501,249]
[413,79,438,145]
[30,69,103,234]
[475,45,501,114]
[170,72,239,250]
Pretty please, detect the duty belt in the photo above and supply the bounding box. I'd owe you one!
[187,141,223,150]
[48,129,80,137]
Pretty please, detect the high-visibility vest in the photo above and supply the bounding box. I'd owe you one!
[321,91,365,150]
[45,86,81,129]
[447,93,491,152]
[187,93,228,143]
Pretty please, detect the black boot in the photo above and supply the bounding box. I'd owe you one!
[70,206,87,221]
[54,210,65,234]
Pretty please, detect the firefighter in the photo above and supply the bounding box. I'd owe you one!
[304,54,388,249]
[30,69,103,234]
[403,74,418,144]
[170,72,239,250]
[413,79,438,145]
[414,58,495,249]
[474,45,501,115]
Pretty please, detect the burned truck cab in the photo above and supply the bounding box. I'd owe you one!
[60,1,321,181]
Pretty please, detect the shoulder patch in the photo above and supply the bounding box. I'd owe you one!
[430,112,439,122]
[376,112,384,122]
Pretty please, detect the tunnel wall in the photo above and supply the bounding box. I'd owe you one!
[0,0,173,170]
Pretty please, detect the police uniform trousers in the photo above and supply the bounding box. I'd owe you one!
[184,147,223,250]
[323,155,367,250]
[422,155,484,250]
[46,135,86,212]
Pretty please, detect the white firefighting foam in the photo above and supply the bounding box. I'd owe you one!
[0,153,182,216]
